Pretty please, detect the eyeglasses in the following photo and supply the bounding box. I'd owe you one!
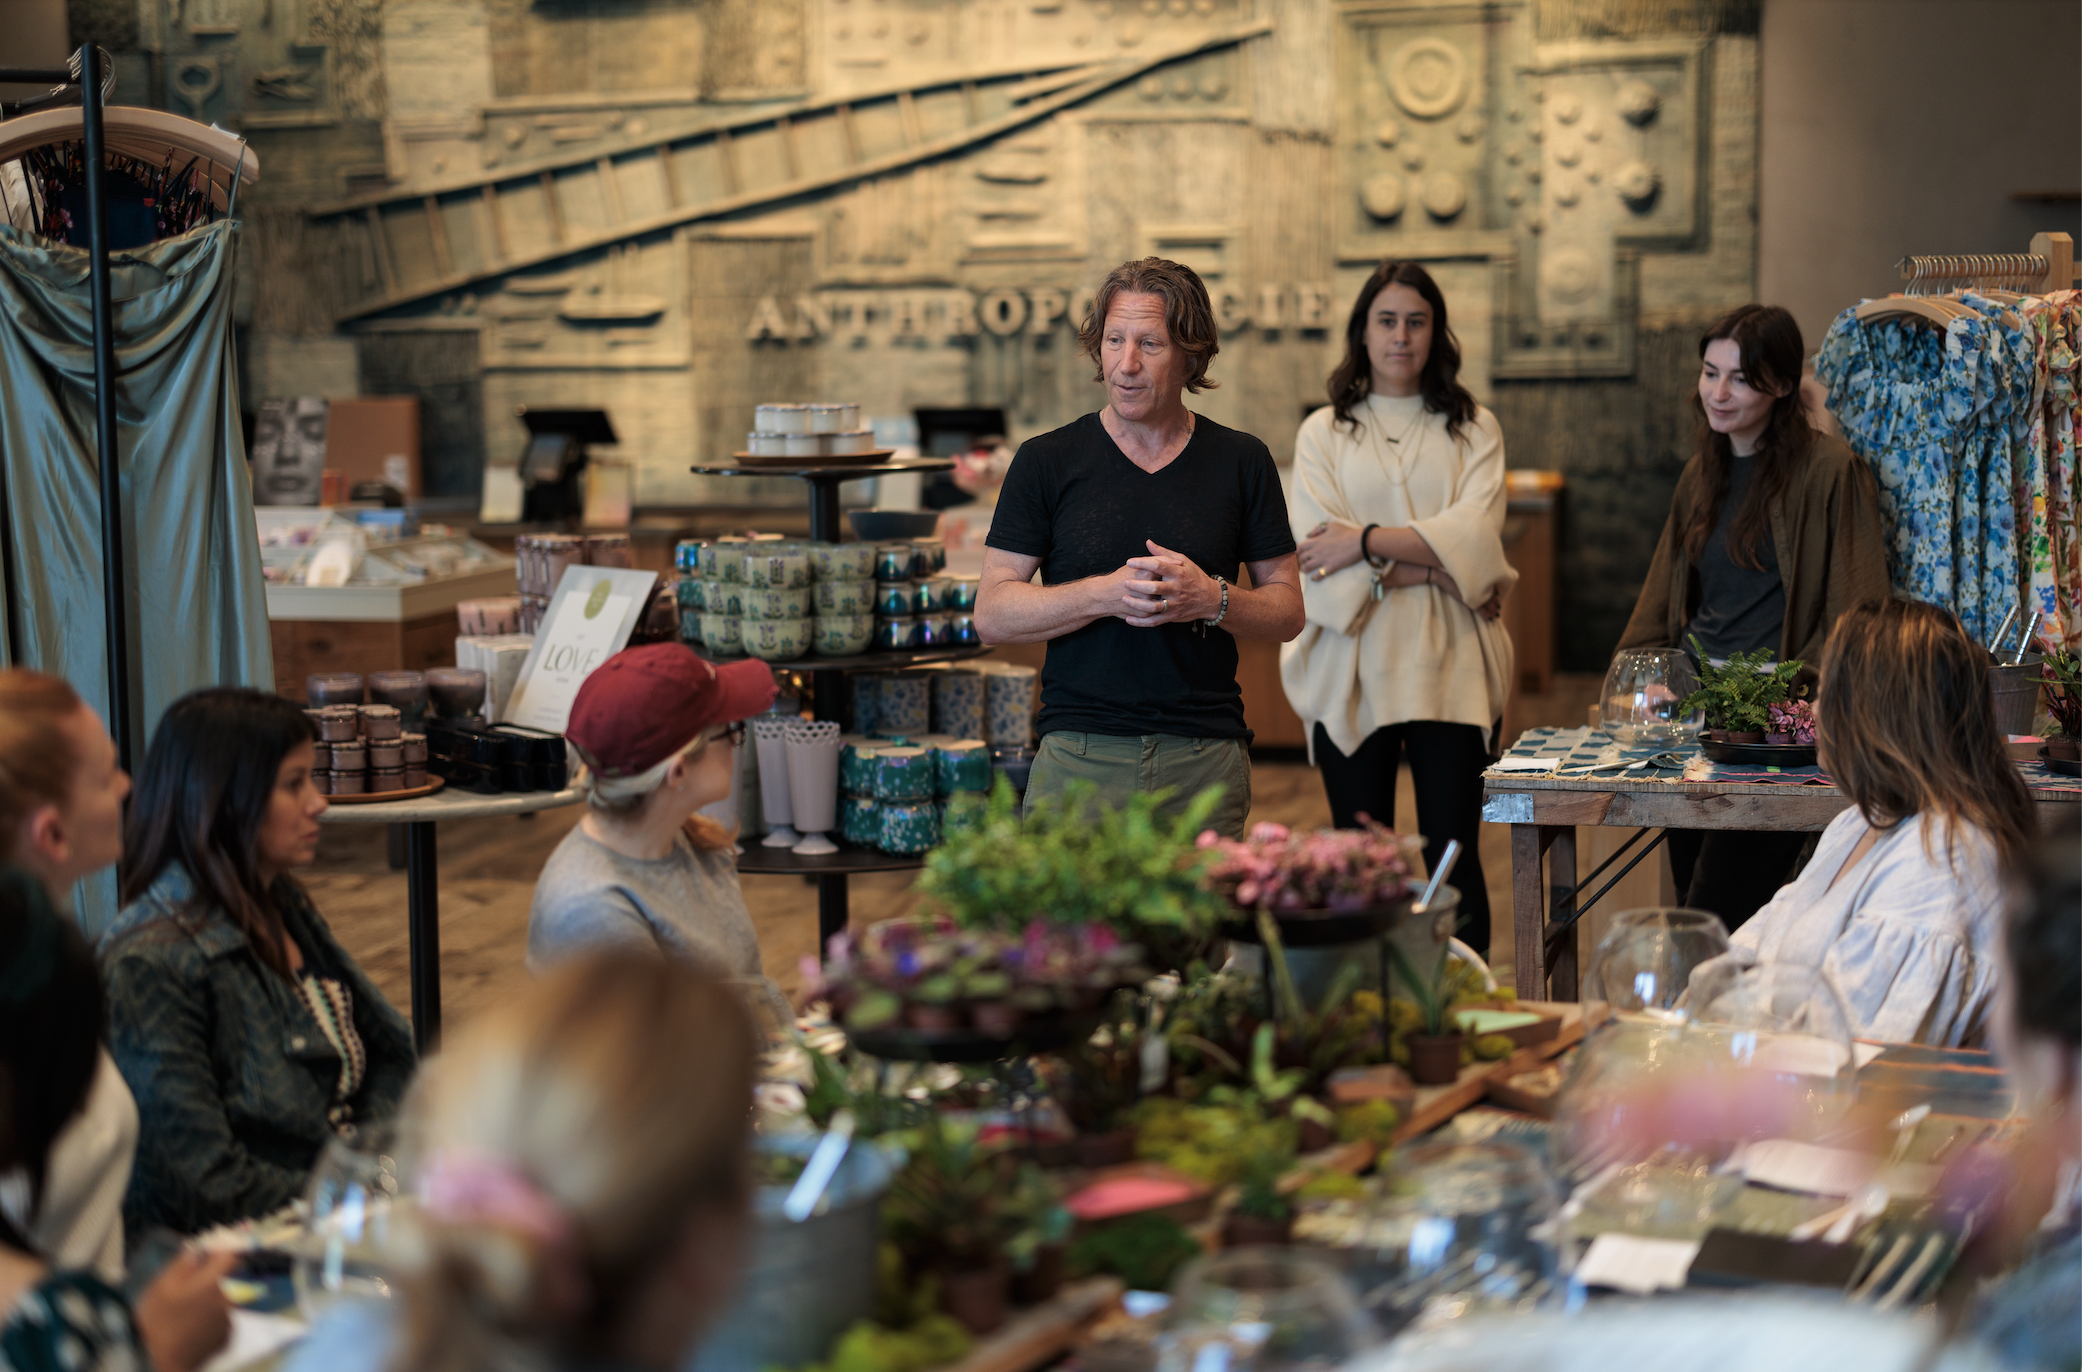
[710,719,748,746]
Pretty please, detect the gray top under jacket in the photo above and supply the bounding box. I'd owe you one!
[527,823,791,1026]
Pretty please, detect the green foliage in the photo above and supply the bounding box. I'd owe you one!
[1295,1170,1367,1201]
[917,779,1230,952]
[1333,1098,1401,1148]
[796,1037,931,1140]
[1471,1033,1516,1061]
[1053,991,1144,1133]
[1384,938,1454,1037]
[1680,635,1804,733]
[1131,1094,1298,1190]
[2040,638,2082,738]
[1065,1214,1203,1293]
[780,1315,972,1372]
[884,1115,1056,1268]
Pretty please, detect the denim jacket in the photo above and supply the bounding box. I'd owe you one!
[98,867,417,1235]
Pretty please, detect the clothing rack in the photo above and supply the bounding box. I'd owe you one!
[0,48,134,771]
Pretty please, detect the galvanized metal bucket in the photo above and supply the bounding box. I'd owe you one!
[684,1135,899,1372]
[1989,655,2044,737]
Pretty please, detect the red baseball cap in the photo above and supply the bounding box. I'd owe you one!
[565,643,776,778]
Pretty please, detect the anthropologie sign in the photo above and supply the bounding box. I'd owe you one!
[744,284,1340,344]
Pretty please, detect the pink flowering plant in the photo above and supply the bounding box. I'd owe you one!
[1196,819,1419,915]
[805,917,1149,1032]
[1765,699,1816,745]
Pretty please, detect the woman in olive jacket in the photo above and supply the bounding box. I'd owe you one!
[1616,304,1891,931]
[101,690,415,1235]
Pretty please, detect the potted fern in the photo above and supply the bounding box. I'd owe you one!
[1680,635,1804,743]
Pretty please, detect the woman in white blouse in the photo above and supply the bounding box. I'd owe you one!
[1282,261,1516,953]
[1728,598,2037,1046]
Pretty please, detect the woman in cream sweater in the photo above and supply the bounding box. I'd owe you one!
[1281,261,1515,953]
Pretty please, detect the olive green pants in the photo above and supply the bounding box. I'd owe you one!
[1023,732,1252,840]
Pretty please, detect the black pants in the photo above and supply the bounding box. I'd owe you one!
[1664,829,1811,935]
[1314,721,1492,954]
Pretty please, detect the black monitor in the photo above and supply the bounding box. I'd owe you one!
[915,407,1006,459]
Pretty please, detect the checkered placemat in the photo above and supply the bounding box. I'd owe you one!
[1491,728,2082,794]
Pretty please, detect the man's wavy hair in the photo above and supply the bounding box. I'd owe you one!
[1076,257,1221,393]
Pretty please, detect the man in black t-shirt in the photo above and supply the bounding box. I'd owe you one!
[977,258,1303,837]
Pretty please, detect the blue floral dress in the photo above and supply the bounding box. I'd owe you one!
[0,1271,143,1372]
[1816,300,2038,646]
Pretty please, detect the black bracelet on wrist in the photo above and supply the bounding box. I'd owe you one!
[1361,523,1387,569]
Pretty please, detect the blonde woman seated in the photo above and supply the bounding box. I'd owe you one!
[285,953,758,1372]
[526,643,790,1025]
[1722,598,2035,1046]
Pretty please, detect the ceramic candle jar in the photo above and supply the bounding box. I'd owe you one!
[743,617,810,662]
[707,581,744,617]
[931,671,986,738]
[948,614,980,646]
[908,540,947,578]
[873,544,912,583]
[401,733,428,763]
[944,576,980,611]
[701,614,744,654]
[871,746,934,802]
[755,404,811,434]
[840,797,881,847]
[876,676,931,736]
[306,673,363,707]
[811,542,876,583]
[360,705,403,740]
[747,432,788,457]
[369,741,405,769]
[316,706,361,742]
[872,581,912,618]
[744,548,811,591]
[933,740,992,797]
[402,764,429,789]
[814,613,873,656]
[332,740,367,773]
[840,740,882,796]
[914,613,951,647]
[702,537,749,583]
[675,540,705,574]
[814,580,872,616]
[740,586,809,620]
[366,671,428,730]
[426,668,487,719]
[370,767,405,793]
[878,801,939,855]
[330,770,366,795]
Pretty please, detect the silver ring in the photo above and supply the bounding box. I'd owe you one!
[1160,596,1168,608]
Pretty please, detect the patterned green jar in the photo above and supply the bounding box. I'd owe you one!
[932,740,991,797]
[840,797,881,847]
[840,740,882,797]
[879,801,939,855]
[871,746,934,802]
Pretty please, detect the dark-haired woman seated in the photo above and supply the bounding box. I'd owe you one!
[100,689,415,1235]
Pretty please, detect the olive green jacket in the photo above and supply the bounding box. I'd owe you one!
[1617,432,1892,675]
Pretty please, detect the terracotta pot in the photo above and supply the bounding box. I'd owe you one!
[970,1001,1024,1037]
[1709,728,1729,742]
[1765,732,1792,745]
[940,1259,1011,1335]
[2048,737,2082,762]
[1222,1212,1293,1247]
[1012,1242,1066,1305]
[905,1002,964,1032]
[1406,1033,1465,1085]
[1726,731,1765,744]
[1073,1126,1138,1168]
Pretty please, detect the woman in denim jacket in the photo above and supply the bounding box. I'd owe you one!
[100,689,415,1235]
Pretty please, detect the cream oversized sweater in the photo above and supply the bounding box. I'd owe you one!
[1279,392,1516,759]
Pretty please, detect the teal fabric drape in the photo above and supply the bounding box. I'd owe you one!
[0,219,272,936]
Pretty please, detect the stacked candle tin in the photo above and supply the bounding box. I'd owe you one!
[747,402,873,459]
[304,702,431,796]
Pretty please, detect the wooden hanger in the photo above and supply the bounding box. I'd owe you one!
[1854,295,1976,328]
[0,105,259,211]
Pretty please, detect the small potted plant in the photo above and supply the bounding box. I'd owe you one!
[1383,939,1462,1085]
[1054,992,1145,1166]
[1681,636,1804,743]
[1197,819,1419,921]
[2039,638,2082,762]
[1223,1135,1298,1246]
[886,1116,1053,1335]
[1764,699,1816,747]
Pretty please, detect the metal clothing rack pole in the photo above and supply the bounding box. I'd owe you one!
[0,50,131,772]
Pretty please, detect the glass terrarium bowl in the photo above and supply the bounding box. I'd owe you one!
[1158,1247,1377,1372]
[1555,961,1858,1241]
[1600,649,1703,747]
[1581,908,1732,1018]
[1341,1139,1560,1337]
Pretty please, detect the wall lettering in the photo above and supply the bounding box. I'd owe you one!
[744,284,1337,344]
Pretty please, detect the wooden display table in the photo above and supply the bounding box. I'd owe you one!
[1484,770,2081,1001]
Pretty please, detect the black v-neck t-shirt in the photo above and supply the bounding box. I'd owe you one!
[985,411,1296,740]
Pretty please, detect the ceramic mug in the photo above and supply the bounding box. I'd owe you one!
[943,576,980,611]
[815,579,873,616]
[744,548,811,590]
[914,613,951,647]
[677,576,707,614]
[706,581,744,617]
[743,617,811,662]
[814,613,873,656]
[811,542,877,583]
[740,586,809,620]
[700,613,743,654]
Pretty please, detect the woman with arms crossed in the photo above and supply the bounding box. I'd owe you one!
[1282,261,1515,955]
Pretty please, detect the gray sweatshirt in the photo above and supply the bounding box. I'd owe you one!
[527,823,791,1025]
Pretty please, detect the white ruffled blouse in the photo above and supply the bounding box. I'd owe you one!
[1728,806,2006,1047]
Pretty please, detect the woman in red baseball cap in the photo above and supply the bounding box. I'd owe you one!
[526,643,791,1025]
